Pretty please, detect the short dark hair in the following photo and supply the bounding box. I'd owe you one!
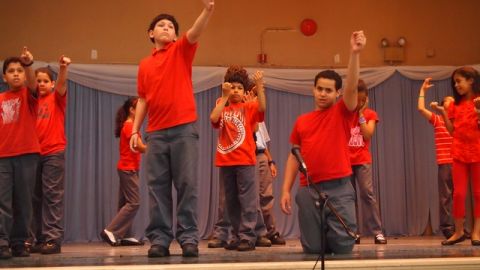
[148,14,179,43]
[357,79,368,96]
[314,70,342,90]
[35,67,54,81]
[224,65,250,90]
[451,66,480,105]
[3,57,23,74]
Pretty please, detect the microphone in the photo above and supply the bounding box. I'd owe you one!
[291,146,307,174]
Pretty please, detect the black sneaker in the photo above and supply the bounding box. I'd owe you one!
[100,229,119,246]
[11,244,29,257]
[207,238,226,248]
[355,234,361,244]
[255,236,272,247]
[224,240,240,250]
[28,242,43,253]
[120,238,144,246]
[237,239,255,251]
[269,233,286,245]
[41,241,61,254]
[147,245,170,258]
[0,246,11,259]
[182,243,199,257]
[374,234,387,244]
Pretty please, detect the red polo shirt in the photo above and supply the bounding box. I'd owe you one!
[137,35,198,132]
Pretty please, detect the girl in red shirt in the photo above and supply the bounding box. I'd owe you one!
[440,67,480,246]
[101,97,146,246]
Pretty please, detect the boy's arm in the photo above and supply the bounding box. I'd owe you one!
[20,47,36,93]
[358,98,376,140]
[54,56,71,96]
[417,78,433,120]
[210,82,231,123]
[252,71,266,112]
[280,152,299,215]
[264,148,277,178]
[130,98,148,152]
[343,31,367,112]
[186,0,215,44]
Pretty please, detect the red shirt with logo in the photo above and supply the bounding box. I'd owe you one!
[137,35,198,132]
[349,108,379,165]
[448,97,480,163]
[290,99,354,186]
[0,87,40,157]
[117,121,141,170]
[213,100,264,166]
[36,91,67,155]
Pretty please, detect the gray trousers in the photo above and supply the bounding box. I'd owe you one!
[295,177,356,254]
[211,169,267,242]
[256,153,277,237]
[106,170,140,239]
[0,153,39,247]
[438,163,454,236]
[32,151,65,244]
[144,123,199,248]
[350,164,383,236]
[220,165,259,243]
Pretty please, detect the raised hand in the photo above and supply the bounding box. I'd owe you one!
[351,31,366,53]
[474,97,480,110]
[202,0,214,11]
[359,96,369,113]
[59,55,72,67]
[421,78,434,92]
[430,101,445,113]
[20,46,34,65]
[243,90,257,103]
[221,82,233,99]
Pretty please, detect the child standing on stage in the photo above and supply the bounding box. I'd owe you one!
[0,47,40,259]
[417,78,455,239]
[130,0,214,258]
[101,97,146,247]
[30,56,71,255]
[439,67,480,246]
[280,31,366,254]
[348,79,387,245]
[210,66,266,251]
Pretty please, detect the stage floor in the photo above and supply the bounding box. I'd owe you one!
[1,236,480,269]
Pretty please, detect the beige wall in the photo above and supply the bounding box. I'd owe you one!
[1,0,479,67]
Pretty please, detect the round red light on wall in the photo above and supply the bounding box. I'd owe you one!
[300,19,317,36]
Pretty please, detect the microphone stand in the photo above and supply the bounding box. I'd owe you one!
[299,169,357,270]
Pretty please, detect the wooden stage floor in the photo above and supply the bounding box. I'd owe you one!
[1,236,480,269]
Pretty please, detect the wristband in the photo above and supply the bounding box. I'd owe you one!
[418,96,424,98]
[268,160,275,166]
[131,131,139,136]
[23,61,34,67]
[359,116,367,125]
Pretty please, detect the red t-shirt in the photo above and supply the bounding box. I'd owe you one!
[348,108,379,165]
[117,121,141,170]
[0,87,40,157]
[137,35,198,132]
[290,99,354,186]
[429,113,453,164]
[213,100,264,166]
[448,97,480,163]
[36,91,67,155]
